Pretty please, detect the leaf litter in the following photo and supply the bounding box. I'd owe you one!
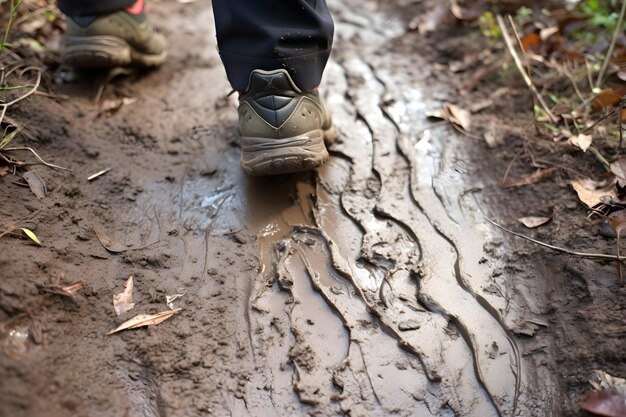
[113,276,135,316]
[517,216,552,229]
[37,281,84,298]
[107,309,182,336]
[21,170,47,199]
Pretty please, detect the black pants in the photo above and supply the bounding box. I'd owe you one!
[56,0,334,91]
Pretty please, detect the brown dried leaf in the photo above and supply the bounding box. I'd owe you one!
[37,281,84,298]
[97,97,136,118]
[0,166,9,176]
[571,178,617,208]
[521,32,541,52]
[93,225,127,253]
[107,309,182,335]
[113,276,135,316]
[22,170,47,199]
[580,390,626,417]
[444,104,472,131]
[610,158,626,187]
[569,133,593,152]
[591,89,621,113]
[590,371,626,394]
[501,167,559,189]
[517,216,552,229]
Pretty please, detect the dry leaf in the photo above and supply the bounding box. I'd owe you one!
[580,390,626,417]
[539,26,559,41]
[0,166,9,176]
[501,167,559,188]
[590,371,626,394]
[22,170,47,199]
[569,133,593,152]
[37,281,84,297]
[427,104,472,131]
[113,276,135,316]
[93,225,127,253]
[571,178,617,208]
[610,158,626,187]
[591,89,621,113]
[518,216,552,229]
[107,309,182,335]
[20,228,41,245]
[97,97,136,118]
[444,104,472,131]
[521,33,541,52]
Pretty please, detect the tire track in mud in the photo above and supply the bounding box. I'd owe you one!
[245,2,526,416]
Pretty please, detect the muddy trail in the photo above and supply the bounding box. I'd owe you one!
[3,0,622,416]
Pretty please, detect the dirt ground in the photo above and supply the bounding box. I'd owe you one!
[1,0,625,416]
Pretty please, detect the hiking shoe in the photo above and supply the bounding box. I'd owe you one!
[238,69,336,176]
[64,6,167,68]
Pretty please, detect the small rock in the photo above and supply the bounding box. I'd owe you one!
[398,320,421,331]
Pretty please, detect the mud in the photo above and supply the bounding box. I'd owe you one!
[1,0,624,416]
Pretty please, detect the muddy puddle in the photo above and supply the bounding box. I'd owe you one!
[0,0,560,416]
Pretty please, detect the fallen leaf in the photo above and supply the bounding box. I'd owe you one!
[518,216,552,228]
[571,178,617,208]
[590,371,626,394]
[97,97,136,118]
[20,228,41,245]
[569,133,593,152]
[521,32,541,52]
[591,89,621,113]
[539,26,559,41]
[21,170,47,199]
[580,390,626,417]
[0,166,9,176]
[444,104,472,131]
[610,158,626,187]
[37,281,84,297]
[501,167,559,188]
[93,225,127,253]
[427,104,472,131]
[113,276,135,316]
[107,309,182,335]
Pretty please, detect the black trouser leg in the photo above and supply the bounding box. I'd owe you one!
[212,0,334,92]
[57,0,134,16]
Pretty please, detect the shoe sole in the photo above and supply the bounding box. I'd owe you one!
[241,128,335,176]
[64,35,166,68]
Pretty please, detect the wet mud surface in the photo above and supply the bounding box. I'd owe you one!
[1,0,624,416]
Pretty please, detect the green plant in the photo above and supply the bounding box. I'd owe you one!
[580,0,626,32]
[0,0,22,51]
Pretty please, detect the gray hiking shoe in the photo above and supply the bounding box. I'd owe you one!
[64,9,167,68]
[238,69,336,176]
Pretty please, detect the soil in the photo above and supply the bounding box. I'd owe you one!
[1,0,625,416]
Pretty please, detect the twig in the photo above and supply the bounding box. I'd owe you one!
[485,217,621,261]
[596,0,626,88]
[3,146,70,171]
[496,14,557,124]
[87,168,111,181]
[0,68,41,126]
